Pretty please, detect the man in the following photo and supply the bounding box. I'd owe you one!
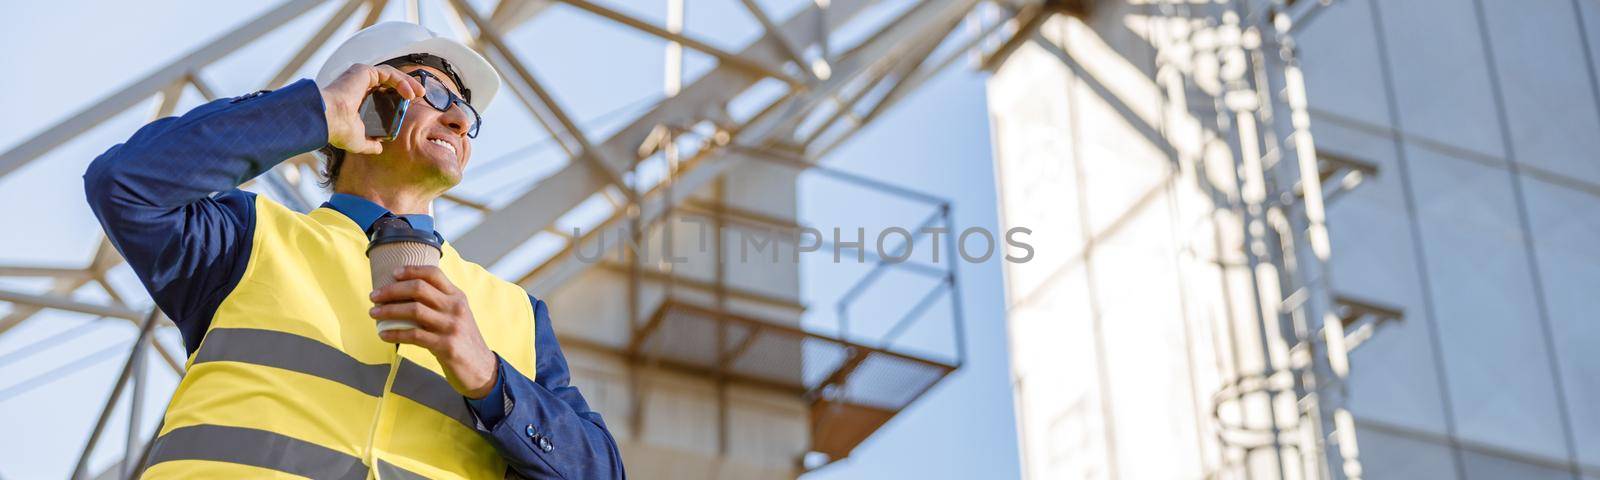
[84,22,623,479]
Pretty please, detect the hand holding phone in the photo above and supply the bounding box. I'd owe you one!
[319,64,424,154]
[360,89,409,142]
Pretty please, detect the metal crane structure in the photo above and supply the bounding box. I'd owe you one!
[1142,2,1411,477]
[1001,0,1600,475]
[0,0,1033,478]
[988,0,1401,479]
[1160,1,1375,477]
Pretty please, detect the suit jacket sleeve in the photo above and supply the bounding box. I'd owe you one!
[83,80,328,353]
[467,297,626,479]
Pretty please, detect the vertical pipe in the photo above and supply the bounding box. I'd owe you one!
[815,0,831,64]
[1152,1,1265,475]
[626,199,645,441]
[942,204,968,367]
[713,176,730,456]
[1253,2,1362,477]
[665,0,684,97]
[1215,5,1291,478]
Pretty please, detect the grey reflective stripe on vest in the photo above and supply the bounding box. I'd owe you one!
[376,459,431,480]
[147,424,367,480]
[392,358,476,428]
[192,327,474,428]
[193,328,389,396]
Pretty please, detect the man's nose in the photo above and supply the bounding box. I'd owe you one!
[437,104,472,136]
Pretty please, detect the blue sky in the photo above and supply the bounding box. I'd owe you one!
[0,1,1019,478]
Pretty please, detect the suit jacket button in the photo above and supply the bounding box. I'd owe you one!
[525,424,536,437]
[536,435,553,452]
[229,90,269,103]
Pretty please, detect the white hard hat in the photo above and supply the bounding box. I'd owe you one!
[316,21,501,114]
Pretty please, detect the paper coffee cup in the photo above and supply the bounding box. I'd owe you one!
[367,217,443,334]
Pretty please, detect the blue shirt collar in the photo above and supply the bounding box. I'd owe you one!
[323,193,436,235]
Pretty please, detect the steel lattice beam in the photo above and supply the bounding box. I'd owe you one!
[516,1,982,296]
[450,0,883,263]
[0,0,337,178]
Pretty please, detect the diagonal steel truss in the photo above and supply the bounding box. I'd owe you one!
[0,0,1037,477]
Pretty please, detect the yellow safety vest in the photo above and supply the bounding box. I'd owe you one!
[143,195,537,480]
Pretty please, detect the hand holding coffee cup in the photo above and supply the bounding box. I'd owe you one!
[367,216,443,334]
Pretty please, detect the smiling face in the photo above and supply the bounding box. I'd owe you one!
[366,64,475,191]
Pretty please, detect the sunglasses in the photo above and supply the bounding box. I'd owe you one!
[407,69,482,138]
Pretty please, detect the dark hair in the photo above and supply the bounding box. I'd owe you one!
[318,144,346,188]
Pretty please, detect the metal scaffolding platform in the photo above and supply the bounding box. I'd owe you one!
[633,300,957,459]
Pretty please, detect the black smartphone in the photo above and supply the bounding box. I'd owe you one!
[359,89,410,141]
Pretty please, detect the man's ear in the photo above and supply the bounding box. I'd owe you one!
[318,145,346,189]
